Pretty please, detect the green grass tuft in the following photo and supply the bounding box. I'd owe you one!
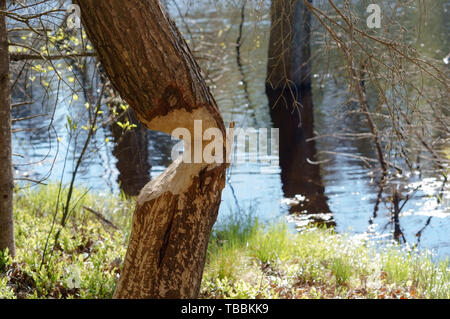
[0,185,448,299]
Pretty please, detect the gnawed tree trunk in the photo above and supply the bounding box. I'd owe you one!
[74,0,227,298]
[0,0,15,257]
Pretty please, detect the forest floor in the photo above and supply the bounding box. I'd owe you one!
[0,185,448,299]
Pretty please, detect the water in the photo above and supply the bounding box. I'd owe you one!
[10,0,450,258]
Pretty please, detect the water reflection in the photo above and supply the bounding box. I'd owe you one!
[267,85,333,228]
[9,0,450,258]
[109,108,150,197]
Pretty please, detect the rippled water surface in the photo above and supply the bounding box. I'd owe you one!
[11,0,450,258]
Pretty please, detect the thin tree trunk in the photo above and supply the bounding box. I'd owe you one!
[0,0,15,257]
[266,0,331,224]
[74,0,227,298]
[102,71,151,197]
[267,0,312,90]
[111,108,151,197]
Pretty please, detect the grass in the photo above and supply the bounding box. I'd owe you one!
[2,184,133,298]
[0,184,448,299]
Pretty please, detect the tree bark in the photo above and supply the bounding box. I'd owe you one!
[0,0,15,257]
[266,0,312,90]
[74,0,227,298]
[266,0,331,224]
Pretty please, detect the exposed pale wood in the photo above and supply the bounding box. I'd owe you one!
[74,0,227,298]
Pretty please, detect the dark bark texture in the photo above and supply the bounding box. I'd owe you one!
[0,0,15,257]
[74,0,227,298]
[267,0,332,224]
[267,0,312,90]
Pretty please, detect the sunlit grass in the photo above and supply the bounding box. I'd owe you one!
[4,184,134,298]
[0,185,448,299]
[202,212,450,299]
